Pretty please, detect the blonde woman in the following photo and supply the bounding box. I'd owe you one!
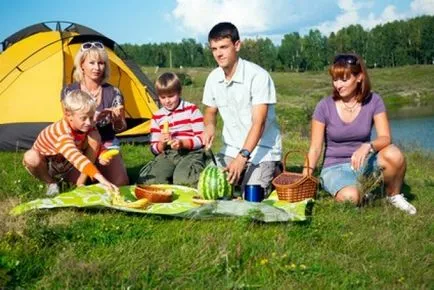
[62,42,129,186]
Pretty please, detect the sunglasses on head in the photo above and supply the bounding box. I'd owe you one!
[333,54,359,65]
[80,42,104,51]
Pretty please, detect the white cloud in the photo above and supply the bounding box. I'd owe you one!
[314,0,360,36]
[170,0,434,44]
[314,0,434,36]
[361,5,406,29]
[171,0,294,38]
[314,1,405,36]
[411,0,434,15]
[172,0,269,35]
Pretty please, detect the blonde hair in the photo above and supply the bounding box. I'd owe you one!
[62,90,97,114]
[155,72,182,96]
[73,47,111,83]
[329,53,371,103]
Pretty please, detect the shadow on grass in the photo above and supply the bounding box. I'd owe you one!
[401,182,415,201]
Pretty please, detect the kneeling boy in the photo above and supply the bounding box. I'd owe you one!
[23,90,118,195]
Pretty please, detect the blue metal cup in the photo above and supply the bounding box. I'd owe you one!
[244,185,265,202]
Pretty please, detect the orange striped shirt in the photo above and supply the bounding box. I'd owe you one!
[33,119,99,178]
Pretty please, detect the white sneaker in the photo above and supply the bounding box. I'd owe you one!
[46,183,59,196]
[387,194,416,215]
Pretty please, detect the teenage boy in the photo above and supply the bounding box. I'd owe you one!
[202,22,282,194]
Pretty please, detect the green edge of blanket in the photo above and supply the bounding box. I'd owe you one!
[10,185,312,222]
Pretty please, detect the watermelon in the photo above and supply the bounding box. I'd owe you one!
[197,165,233,200]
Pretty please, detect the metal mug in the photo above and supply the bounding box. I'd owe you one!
[244,184,265,202]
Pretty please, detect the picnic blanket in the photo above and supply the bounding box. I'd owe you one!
[10,184,313,223]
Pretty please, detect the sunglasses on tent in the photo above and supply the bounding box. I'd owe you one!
[333,54,359,65]
[80,42,104,51]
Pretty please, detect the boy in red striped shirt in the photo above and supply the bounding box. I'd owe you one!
[137,72,207,187]
[23,90,119,196]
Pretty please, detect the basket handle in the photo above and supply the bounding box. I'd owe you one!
[282,151,312,176]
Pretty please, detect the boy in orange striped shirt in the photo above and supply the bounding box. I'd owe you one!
[23,90,119,195]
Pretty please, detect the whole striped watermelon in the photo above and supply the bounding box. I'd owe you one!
[198,165,233,200]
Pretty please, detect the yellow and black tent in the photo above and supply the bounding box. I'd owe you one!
[0,21,159,151]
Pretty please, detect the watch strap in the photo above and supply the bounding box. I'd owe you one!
[239,149,251,159]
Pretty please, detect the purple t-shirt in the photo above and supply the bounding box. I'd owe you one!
[313,93,386,168]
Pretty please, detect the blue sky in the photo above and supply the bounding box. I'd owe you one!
[1,0,433,45]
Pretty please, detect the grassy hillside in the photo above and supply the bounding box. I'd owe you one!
[0,65,433,288]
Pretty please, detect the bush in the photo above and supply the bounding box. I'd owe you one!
[177,72,193,86]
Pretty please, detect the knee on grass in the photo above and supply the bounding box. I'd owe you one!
[23,149,44,169]
[335,186,360,204]
[379,145,405,169]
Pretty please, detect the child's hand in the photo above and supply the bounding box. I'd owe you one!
[99,157,110,166]
[104,182,119,195]
[111,106,123,119]
[96,109,112,122]
[99,149,119,165]
[170,139,181,150]
[94,173,119,195]
[159,133,171,144]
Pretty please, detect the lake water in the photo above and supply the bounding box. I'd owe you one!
[373,115,434,152]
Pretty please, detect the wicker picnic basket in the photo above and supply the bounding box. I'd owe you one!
[272,151,318,202]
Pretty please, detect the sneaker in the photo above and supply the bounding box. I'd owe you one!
[46,183,59,196]
[387,194,416,215]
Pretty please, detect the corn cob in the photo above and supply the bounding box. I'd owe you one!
[100,149,119,161]
[162,121,169,133]
[112,194,150,209]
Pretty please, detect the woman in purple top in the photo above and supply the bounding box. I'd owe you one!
[304,53,416,215]
[62,42,129,186]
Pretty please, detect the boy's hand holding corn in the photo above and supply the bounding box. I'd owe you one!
[99,148,120,165]
[159,120,174,148]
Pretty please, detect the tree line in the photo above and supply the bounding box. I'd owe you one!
[120,15,434,72]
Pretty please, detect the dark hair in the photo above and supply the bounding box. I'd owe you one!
[208,22,240,43]
[155,72,182,96]
[329,53,371,103]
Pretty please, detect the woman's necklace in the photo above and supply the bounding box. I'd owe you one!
[81,83,102,99]
[341,99,359,113]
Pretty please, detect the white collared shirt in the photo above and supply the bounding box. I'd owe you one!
[203,58,282,164]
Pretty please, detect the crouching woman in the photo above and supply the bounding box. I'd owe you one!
[304,53,416,215]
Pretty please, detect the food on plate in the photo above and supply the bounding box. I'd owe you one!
[135,185,173,203]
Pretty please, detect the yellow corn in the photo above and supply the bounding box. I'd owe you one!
[162,121,169,133]
[100,149,119,160]
[123,198,150,209]
[112,194,150,209]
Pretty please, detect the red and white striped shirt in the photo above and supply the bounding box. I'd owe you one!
[150,99,204,155]
[32,119,100,178]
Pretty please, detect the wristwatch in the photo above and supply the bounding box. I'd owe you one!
[239,149,251,159]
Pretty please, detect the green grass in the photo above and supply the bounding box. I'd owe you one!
[1,65,434,288]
